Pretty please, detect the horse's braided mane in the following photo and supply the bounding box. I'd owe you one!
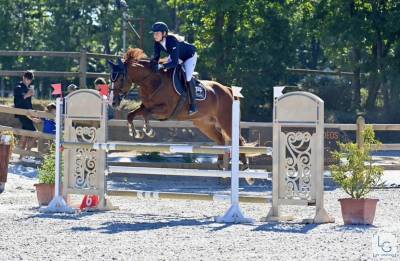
[123,48,149,64]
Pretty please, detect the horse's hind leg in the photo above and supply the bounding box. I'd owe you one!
[239,136,249,169]
[216,112,249,169]
[216,112,254,185]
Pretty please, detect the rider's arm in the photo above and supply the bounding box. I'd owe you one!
[162,36,179,69]
[152,42,161,62]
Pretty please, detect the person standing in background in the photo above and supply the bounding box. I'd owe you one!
[94,77,114,119]
[13,71,38,159]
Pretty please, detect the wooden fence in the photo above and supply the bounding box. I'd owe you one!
[0,50,120,88]
[0,50,368,90]
[1,104,400,166]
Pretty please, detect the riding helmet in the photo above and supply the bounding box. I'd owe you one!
[150,22,169,33]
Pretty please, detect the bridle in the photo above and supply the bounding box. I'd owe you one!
[110,60,165,102]
[110,64,128,101]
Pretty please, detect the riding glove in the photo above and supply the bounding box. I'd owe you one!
[157,64,165,71]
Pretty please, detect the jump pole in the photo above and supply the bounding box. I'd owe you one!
[43,98,74,213]
[215,86,254,223]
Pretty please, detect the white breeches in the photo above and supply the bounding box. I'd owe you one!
[168,53,198,81]
[182,53,197,81]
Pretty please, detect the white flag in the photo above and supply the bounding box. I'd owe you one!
[232,86,244,98]
[273,86,286,99]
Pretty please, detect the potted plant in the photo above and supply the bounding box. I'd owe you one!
[35,146,56,205]
[330,126,383,225]
[0,131,15,194]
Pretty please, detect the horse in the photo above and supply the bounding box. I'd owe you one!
[108,48,250,171]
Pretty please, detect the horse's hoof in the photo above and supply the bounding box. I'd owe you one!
[147,129,155,138]
[143,128,155,138]
[245,178,255,186]
[0,182,5,194]
[134,131,144,139]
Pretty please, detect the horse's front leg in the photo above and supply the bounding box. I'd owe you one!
[127,104,149,139]
[142,115,155,138]
[141,103,169,138]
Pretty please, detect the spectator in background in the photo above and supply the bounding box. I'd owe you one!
[94,77,106,92]
[94,77,114,119]
[42,103,56,135]
[13,71,38,159]
[65,84,78,96]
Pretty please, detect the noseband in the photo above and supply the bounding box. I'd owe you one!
[110,64,128,100]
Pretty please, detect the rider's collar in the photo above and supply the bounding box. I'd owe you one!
[160,38,167,49]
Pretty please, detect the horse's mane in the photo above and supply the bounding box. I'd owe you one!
[123,48,148,63]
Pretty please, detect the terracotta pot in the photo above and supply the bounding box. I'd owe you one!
[34,184,70,206]
[34,183,55,206]
[339,198,379,225]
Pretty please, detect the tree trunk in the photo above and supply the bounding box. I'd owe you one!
[169,1,179,32]
[213,6,225,81]
[366,33,383,111]
[351,47,361,110]
[310,37,320,69]
[222,8,237,80]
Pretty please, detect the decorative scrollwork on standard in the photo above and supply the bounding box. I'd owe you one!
[67,124,101,190]
[73,148,97,189]
[75,126,97,142]
[284,131,312,200]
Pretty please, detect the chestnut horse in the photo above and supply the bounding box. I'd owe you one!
[108,48,249,168]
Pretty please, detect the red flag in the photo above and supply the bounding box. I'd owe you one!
[79,195,100,211]
[99,84,109,96]
[51,83,62,96]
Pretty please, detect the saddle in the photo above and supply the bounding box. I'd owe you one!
[172,65,206,101]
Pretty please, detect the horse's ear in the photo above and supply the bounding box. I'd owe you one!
[107,60,116,68]
[117,58,124,68]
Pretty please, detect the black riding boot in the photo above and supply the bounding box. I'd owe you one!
[187,79,198,115]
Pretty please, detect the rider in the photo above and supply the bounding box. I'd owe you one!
[150,21,198,115]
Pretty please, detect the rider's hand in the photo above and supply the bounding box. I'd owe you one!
[157,64,165,71]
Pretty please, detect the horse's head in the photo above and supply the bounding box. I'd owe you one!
[108,48,152,106]
[108,58,130,106]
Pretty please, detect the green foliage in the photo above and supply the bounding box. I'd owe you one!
[330,126,383,199]
[1,1,400,122]
[38,146,56,184]
[136,152,167,162]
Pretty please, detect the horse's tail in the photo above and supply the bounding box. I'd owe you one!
[227,86,264,156]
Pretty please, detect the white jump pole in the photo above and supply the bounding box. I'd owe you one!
[43,98,74,213]
[215,87,254,223]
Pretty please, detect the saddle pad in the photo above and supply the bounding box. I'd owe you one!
[173,66,207,101]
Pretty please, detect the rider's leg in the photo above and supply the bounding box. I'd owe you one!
[183,53,198,115]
